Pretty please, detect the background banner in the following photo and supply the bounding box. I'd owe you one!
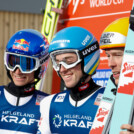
[51,0,133,93]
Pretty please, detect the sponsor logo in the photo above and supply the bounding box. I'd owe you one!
[122,62,134,78]
[125,50,134,54]
[1,115,38,125]
[24,87,34,93]
[63,0,84,14]
[63,0,124,15]
[40,43,49,49]
[79,83,89,91]
[36,95,46,105]
[81,35,91,46]
[51,40,70,45]
[63,119,92,128]
[53,114,62,128]
[94,93,103,106]
[1,111,39,125]
[13,45,29,51]
[63,0,124,16]
[100,38,112,44]
[54,93,66,102]
[82,43,98,56]
[15,39,30,45]
[100,33,114,45]
[102,97,113,101]
[96,108,109,122]
[44,36,49,45]
[53,114,93,129]
[13,39,30,51]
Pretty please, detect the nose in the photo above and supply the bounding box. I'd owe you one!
[14,67,22,74]
[108,57,116,69]
[59,64,67,72]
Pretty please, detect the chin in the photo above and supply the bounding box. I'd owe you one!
[65,83,75,89]
[115,79,119,86]
[14,83,25,86]
[65,85,73,88]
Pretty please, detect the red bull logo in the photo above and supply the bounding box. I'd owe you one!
[13,39,30,51]
[15,39,30,45]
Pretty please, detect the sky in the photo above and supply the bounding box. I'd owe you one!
[0,0,47,14]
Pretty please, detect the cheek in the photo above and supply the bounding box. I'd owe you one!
[9,71,14,79]
[75,63,82,70]
[27,72,35,81]
[74,65,83,78]
[119,57,124,67]
[9,71,12,76]
[30,73,34,79]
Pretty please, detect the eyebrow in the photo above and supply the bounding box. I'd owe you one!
[56,55,76,61]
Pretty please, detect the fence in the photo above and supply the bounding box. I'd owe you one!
[0,11,53,94]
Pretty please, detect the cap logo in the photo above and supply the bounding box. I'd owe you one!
[81,42,99,57]
[15,39,30,45]
[100,32,126,46]
[13,39,30,52]
[82,35,91,46]
[51,40,70,45]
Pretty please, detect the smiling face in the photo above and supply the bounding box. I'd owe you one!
[105,47,124,85]
[55,52,83,88]
[10,68,35,86]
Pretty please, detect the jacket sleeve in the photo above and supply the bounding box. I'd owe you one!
[37,94,55,134]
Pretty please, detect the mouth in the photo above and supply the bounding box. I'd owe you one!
[14,75,26,80]
[61,73,73,82]
[62,74,71,80]
[112,71,120,79]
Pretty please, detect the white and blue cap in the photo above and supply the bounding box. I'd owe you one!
[49,26,100,75]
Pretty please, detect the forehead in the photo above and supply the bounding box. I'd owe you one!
[55,52,77,60]
[105,47,124,54]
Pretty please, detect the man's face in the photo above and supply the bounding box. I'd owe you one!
[10,68,35,86]
[55,52,83,88]
[105,47,124,85]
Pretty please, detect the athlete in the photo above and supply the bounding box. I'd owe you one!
[100,17,134,133]
[0,29,49,134]
[38,26,105,134]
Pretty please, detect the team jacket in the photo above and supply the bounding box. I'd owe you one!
[38,85,105,134]
[0,86,48,134]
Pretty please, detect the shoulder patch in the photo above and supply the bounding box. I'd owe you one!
[54,93,66,102]
[36,95,46,105]
[94,93,103,106]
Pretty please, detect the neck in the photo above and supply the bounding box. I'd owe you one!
[5,81,35,97]
[84,75,92,83]
[69,77,100,101]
